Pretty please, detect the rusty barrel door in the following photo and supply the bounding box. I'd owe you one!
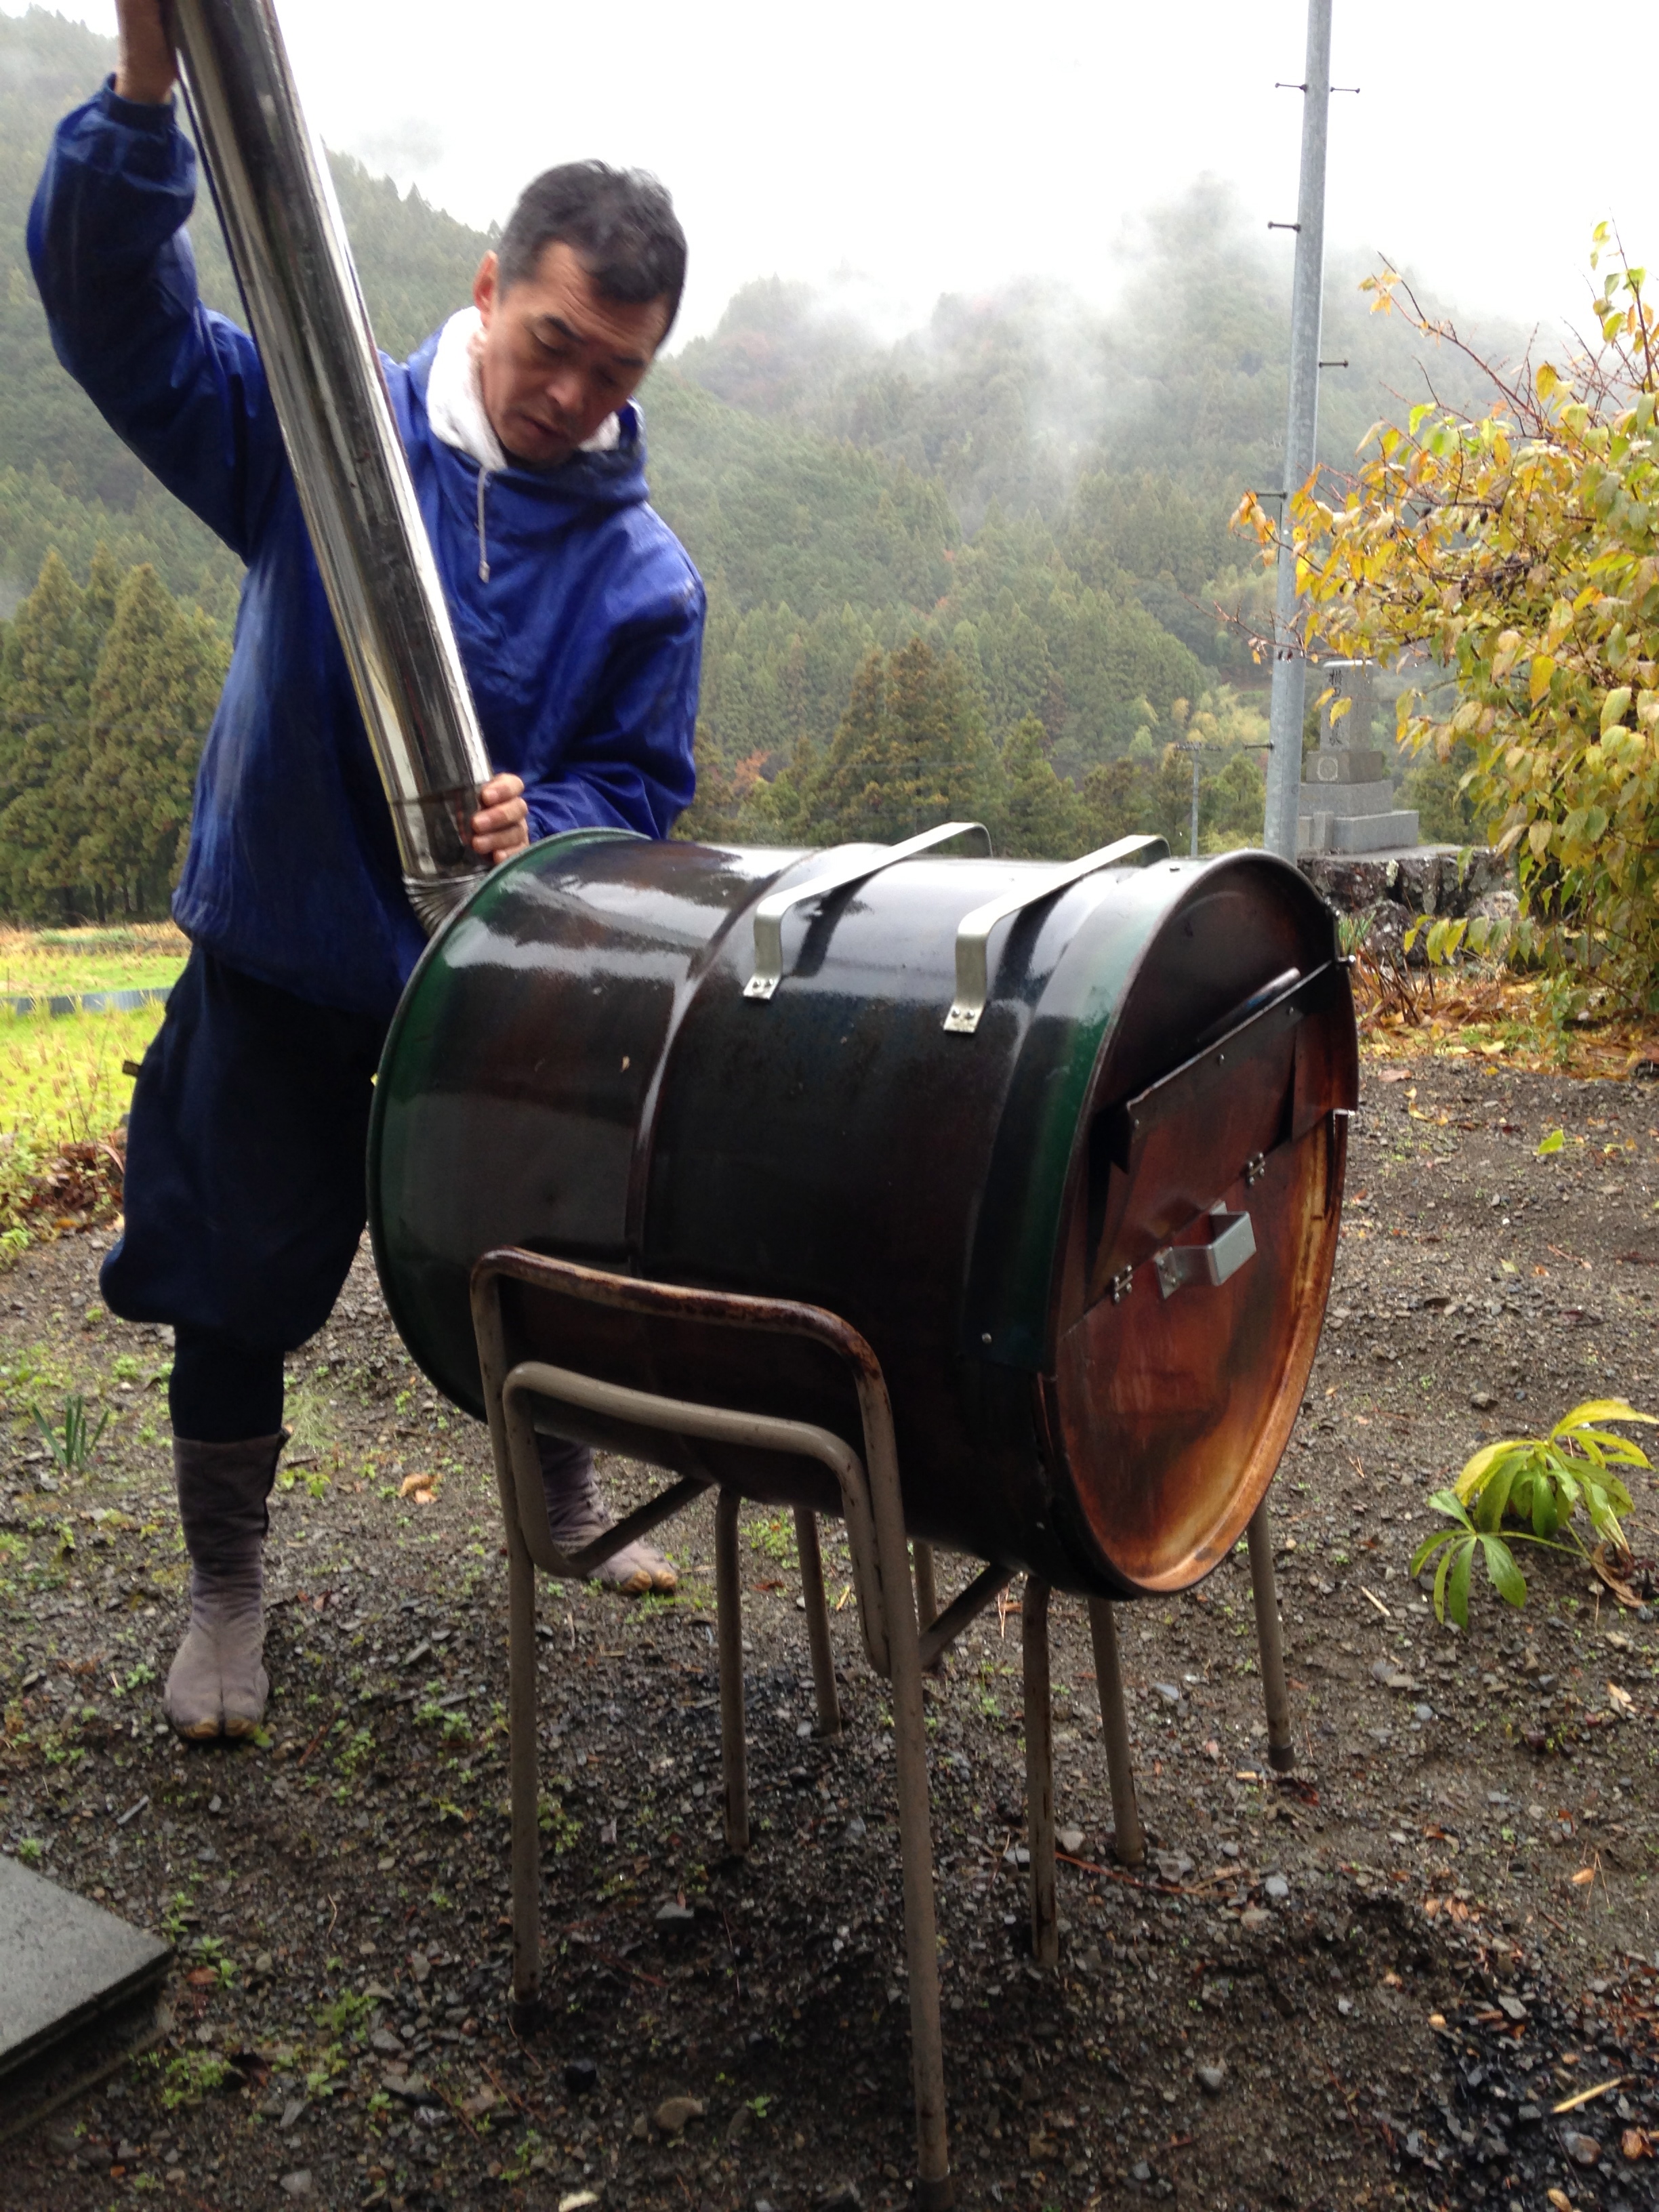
[368,831,1356,1597]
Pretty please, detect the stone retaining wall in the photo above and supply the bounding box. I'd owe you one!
[1296,846,1517,967]
[1297,845,1513,919]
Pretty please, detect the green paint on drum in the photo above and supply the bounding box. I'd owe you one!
[368,834,1356,1597]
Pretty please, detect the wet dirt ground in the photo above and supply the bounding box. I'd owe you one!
[2,1050,1658,2212]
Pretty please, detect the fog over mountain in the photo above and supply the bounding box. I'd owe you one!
[16,0,1643,348]
[0,1,1621,885]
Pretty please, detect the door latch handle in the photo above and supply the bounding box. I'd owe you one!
[1153,1206,1256,1299]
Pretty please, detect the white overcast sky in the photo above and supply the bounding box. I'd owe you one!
[26,1,1657,346]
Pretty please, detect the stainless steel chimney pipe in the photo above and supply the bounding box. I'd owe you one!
[170,0,493,932]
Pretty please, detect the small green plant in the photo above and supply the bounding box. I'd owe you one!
[30,1390,110,1475]
[157,2049,233,2108]
[17,1837,43,1867]
[336,1726,375,1776]
[314,1988,373,2039]
[159,1883,201,1941]
[538,1793,581,1853]
[1412,1397,1654,1627]
[188,1934,237,1988]
[751,1513,798,1568]
[498,2131,547,2183]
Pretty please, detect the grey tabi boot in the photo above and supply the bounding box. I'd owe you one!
[538,1435,677,1596]
[165,1432,284,1741]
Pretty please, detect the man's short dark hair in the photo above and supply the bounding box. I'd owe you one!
[497,161,687,340]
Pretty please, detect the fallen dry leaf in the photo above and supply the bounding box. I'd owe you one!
[1591,1542,1642,1610]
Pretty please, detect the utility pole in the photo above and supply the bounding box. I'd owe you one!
[1261,0,1333,861]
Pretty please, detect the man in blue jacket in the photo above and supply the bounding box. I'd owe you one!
[30,0,702,1740]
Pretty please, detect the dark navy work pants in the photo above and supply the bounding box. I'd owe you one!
[102,949,388,1439]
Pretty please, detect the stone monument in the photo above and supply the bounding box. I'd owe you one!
[1297,659,1419,855]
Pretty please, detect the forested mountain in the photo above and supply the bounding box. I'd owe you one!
[0,6,486,611]
[0,5,1498,919]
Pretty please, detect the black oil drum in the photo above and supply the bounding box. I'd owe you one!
[368,827,1356,1597]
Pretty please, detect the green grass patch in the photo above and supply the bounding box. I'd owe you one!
[0,924,185,1181]
[0,1343,75,1404]
[0,922,188,1002]
[0,1004,165,1151]
[276,1385,335,1492]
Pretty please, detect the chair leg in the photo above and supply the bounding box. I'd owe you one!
[1022,1577,1057,1967]
[794,1509,842,1738]
[716,1488,751,1853]
[913,1540,940,1634]
[1247,1498,1295,1773]
[506,1518,541,2030]
[856,1382,952,2209]
[1086,1596,1145,1867]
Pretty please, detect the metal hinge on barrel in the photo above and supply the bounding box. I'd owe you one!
[1151,1202,1256,1299]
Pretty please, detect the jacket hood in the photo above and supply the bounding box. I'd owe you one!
[403,325,651,517]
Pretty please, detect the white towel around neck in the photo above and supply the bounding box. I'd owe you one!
[424,307,621,472]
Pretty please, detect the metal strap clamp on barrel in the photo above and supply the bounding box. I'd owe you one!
[943,834,1166,1034]
[744,821,991,1000]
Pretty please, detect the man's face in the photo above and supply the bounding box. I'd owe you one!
[472,242,670,468]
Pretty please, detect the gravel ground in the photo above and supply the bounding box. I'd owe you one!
[2,1051,1658,2212]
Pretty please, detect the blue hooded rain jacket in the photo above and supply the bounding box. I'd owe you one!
[28,83,703,1023]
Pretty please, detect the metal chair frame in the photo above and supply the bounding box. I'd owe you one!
[471,1247,1298,2203]
[472,1249,961,2209]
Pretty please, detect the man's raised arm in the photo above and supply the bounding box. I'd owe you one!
[26,0,287,560]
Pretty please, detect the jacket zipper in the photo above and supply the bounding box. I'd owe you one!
[476,468,491,583]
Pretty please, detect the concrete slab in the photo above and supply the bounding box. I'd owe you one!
[1328,809,1421,854]
[0,1855,171,2085]
[1297,778,1401,819]
[1298,808,1422,856]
